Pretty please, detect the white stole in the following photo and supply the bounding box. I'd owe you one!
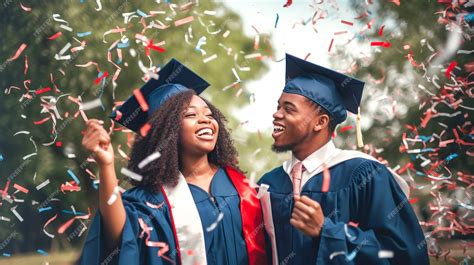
[163,172,207,265]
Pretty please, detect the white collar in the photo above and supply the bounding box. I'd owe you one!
[283,141,337,176]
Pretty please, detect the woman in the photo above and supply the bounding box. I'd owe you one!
[79,59,266,265]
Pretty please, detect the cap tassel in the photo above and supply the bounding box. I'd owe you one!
[356,107,364,148]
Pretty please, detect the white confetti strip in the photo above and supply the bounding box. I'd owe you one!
[378,250,394,258]
[36,179,50,190]
[206,212,224,232]
[121,167,143,182]
[138,152,161,169]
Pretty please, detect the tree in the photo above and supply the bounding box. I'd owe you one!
[0,0,272,253]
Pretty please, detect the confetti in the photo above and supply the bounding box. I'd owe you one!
[35,179,50,190]
[174,16,194,27]
[203,54,217,63]
[206,212,224,232]
[107,186,121,205]
[67,169,80,184]
[445,60,457,78]
[371,42,391,48]
[7,43,27,62]
[328,38,334,53]
[48,31,63,40]
[37,249,48,256]
[20,2,31,12]
[58,209,91,234]
[138,152,162,169]
[43,214,58,238]
[121,167,143,182]
[283,0,293,8]
[341,20,354,26]
[11,206,23,222]
[13,184,28,194]
[378,250,394,258]
[81,98,102,111]
[275,13,279,28]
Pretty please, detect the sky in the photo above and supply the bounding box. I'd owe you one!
[222,0,368,132]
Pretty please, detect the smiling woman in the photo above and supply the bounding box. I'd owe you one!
[79,59,267,265]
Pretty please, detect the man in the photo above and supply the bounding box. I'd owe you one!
[257,54,429,264]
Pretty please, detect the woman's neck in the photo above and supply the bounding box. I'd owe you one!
[180,153,215,180]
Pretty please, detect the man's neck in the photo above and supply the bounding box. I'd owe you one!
[292,137,330,161]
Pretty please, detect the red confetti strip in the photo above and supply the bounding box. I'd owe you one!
[389,0,400,6]
[13,184,29,194]
[283,0,293,7]
[7,43,27,62]
[94,71,109,84]
[138,218,173,261]
[133,89,149,112]
[409,197,418,204]
[140,123,151,137]
[328,38,334,53]
[397,162,413,174]
[35,87,51,95]
[371,42,391,48]
[304,53,311,60]
[340,125,354,133]
[48,32,62,40]
[445,61,457,78]
[421,110,432,128]
[24,55,28,75]
[348,221,359,227]
[378,25,385,36]
[341,20,354,26]
[43,214,58,238]
[34,117,51,125]
[58,209,91,234]
[55,141,62,147]
[145,40,166,56]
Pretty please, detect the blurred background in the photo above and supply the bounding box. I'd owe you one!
[0,0,473,264]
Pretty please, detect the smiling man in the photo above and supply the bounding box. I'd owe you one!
[257,54,429,265]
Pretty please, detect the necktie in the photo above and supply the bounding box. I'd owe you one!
[291,161,305,197]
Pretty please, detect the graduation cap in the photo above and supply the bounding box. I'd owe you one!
[110,58,210,133]
[283,53,365,147]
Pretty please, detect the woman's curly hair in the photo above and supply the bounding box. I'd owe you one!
[127,89,239,192]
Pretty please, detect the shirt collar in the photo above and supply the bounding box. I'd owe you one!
[283,140,337,175]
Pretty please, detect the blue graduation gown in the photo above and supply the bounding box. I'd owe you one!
[79,187,178,265]
[258,158,429,265]
[79,167,251,265]
[188,168,249,265]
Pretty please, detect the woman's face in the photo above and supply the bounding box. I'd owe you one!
[179,95,219,156]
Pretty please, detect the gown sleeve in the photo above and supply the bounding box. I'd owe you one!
[79,189,175,265]
[316,160,429,265]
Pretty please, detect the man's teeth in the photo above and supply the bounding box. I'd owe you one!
[197,128,213,136]
[273,125,285,133]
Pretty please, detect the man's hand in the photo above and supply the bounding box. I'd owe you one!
[290,195,325,237]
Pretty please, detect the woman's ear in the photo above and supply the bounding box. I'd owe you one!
[313,114,330,132]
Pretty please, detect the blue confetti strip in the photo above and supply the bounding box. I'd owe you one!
[445,153,458,162]
[275,13,279,28]
[2,253,11,257]
[0,154,3,161]
[137,9,148,18]
[67,169,80,184]
[38,206,52,213]
[62,210,86,215]
[37,249,48,256]
[77,31,92,37]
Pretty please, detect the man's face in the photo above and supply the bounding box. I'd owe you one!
[272,92,319,152]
